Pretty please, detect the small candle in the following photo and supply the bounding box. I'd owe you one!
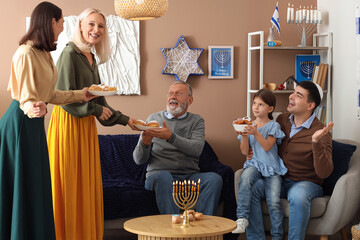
[287,3,291,23]
[306,7,310,23]
[310,6,314,23]
[173,181,175,193]
[298,8,302,23]
[295,9,298,24]
[303,6,306,20]
[290,5,295,23]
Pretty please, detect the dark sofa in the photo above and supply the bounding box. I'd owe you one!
[98,134,236,231]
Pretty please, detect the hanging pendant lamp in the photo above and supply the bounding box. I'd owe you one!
[114,0,168,21]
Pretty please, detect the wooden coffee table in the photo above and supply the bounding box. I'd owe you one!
[124,214,236,240]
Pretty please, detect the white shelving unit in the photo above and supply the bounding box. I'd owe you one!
[247,31,333,123]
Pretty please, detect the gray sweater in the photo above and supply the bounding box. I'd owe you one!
[133,111,205,178]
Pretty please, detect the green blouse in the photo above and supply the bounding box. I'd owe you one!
[55,42,129,126]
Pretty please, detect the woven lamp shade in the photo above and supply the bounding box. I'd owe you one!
[114,0,168,21]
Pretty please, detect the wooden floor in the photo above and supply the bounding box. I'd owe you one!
[104,229,348,240]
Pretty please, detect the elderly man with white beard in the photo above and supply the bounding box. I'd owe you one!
[133,81,223,215]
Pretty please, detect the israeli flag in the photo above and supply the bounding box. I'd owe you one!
[271,2,281,35]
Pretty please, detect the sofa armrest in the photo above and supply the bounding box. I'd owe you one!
[199,141,237,220]
[307,139,360,234]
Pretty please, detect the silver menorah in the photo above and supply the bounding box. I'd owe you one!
[287,5,322,47]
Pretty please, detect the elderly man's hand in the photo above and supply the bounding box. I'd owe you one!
[145,121,172,140]
[141,131,154,146]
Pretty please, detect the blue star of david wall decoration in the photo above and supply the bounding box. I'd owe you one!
[161,35,204,82]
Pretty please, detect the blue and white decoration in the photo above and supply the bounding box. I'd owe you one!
[161,35,204,82]
[210,48,232,77]
[295,54,320,82]
[271,2,281,35]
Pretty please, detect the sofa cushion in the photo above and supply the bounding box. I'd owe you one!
[99,134,159,219]
[322,140,357,195]
[102,182,158,219]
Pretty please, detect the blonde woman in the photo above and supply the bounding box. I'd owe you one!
[47,8,137,240]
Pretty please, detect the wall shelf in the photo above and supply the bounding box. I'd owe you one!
[246,31,333,123]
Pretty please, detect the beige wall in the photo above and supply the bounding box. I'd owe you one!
[0,0,316,171]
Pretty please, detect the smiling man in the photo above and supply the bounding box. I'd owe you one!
[245,81,334,240]
[133,81,223,215]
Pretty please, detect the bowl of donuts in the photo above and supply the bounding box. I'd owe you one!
[232,117,253,132]
[134,120,160,131]
[88,84,117,96]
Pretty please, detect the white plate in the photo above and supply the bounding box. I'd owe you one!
[134,124,160,131]
[88,91,117,96]
[232,124,249,132]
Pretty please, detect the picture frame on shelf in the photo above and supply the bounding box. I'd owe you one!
[295,54,321,82]
[208,46,234,79]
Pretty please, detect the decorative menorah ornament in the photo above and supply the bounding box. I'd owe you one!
[214,50,231,69]
[300,61,316,79]
[287,4,322,47]
[172,179,200,228]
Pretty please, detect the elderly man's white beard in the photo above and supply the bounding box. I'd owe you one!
[167,100,187,116]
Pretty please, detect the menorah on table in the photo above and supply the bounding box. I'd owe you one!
[172,179,200,228]
[287,4,322,47]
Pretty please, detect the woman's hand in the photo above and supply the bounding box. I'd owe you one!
[99,106,113,121]
[82,87,99,102]
[127,118,139,130]
[32,101,47,117]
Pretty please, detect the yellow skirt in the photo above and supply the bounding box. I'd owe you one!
[47,106,103,240]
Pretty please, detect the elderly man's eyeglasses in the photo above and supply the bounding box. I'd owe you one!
[166,92,189,97]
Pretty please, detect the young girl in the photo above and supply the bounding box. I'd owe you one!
[232,89,287,240]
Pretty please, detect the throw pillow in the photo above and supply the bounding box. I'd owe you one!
[322,140,357,195]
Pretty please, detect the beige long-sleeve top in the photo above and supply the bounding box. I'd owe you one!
[7,42,84,118]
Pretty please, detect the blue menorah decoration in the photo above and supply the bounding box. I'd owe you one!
[300,61,316,79]
[295,54,320,82]
[214,50,231,68]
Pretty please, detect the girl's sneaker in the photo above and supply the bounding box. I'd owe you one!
[232,218,249,234]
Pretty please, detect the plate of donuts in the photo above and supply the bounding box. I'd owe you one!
[88,84,117,96]
[134,120,160,130]
[232,117,253,132]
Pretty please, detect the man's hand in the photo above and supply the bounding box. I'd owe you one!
[246,147,253,160]
[141,131,154,146]
[145,121,172,140]
[312,121,334,143]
